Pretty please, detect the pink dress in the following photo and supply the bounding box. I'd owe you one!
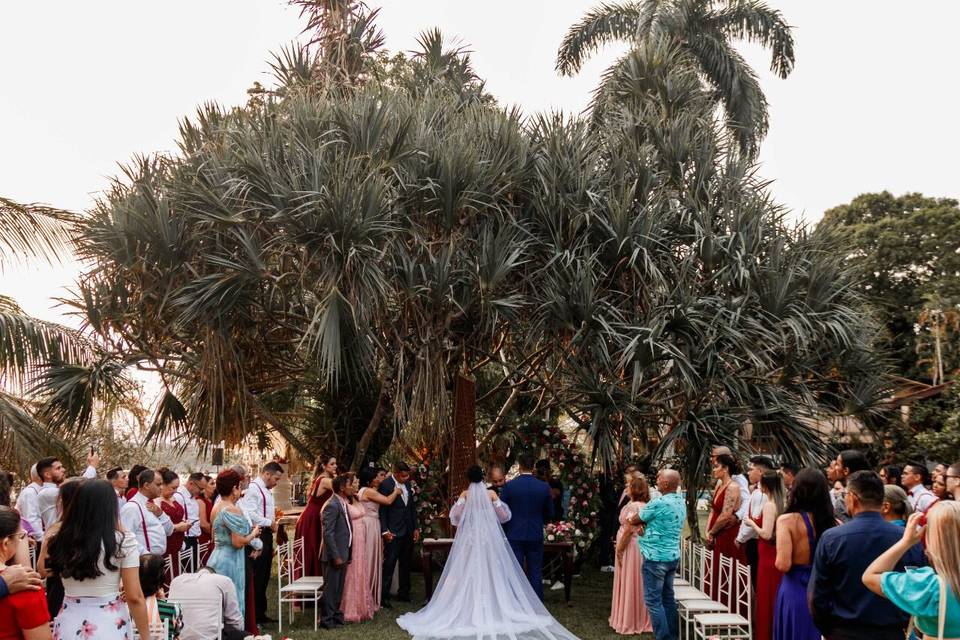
[341,500,373,623]
[609,501,653,634]
[359,488,383,610]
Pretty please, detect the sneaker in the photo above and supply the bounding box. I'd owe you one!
[600,565,615,573]
[550,580,564,591]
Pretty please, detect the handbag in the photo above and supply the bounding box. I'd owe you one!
[905,574,950,640]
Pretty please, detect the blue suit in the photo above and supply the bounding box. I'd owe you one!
[500,473,554,600]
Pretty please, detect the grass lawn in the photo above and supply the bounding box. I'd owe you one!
[263,567,652,640]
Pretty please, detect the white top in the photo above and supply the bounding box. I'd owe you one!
[907,484,938,513]
[62,530,139,597]
[120,492,174,555]
[238,477,274,527]
[389,473,410,505]
[169,569,244,640]
[15,482,44,540]
[37,466,98,530]
[735,488,767,544]
[175,485,201,538]
[733,474,750,521]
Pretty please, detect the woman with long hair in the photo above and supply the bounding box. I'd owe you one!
[0,505,50,640]
[879,464,903,488]
[864,502,960,638]
[773,468,835,640]
[341,473,376,623]
[356,465,403,610]
[197,474,215,565]
[42,479,150,640]
[295,455,337,577]
[610,475,652,635]
[37,477,84,618]
[157,468,188,578]
[206,470,262,620]
[932,473,949,501]
[745,471,786,640]
[705,454,744,597]
[125,465,147,501]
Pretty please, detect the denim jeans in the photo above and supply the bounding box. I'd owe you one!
[642,557,679,640]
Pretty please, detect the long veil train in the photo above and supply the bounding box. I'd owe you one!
[396,482,580,640]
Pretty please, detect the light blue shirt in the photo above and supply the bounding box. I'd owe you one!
[881,567,960,638]
[637,491,685,562]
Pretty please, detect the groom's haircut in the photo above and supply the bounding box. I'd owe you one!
[333,474,350,494]
[393,461,411,473]
[517,453,535,471]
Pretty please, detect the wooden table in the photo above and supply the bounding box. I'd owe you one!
[420,538,575,605]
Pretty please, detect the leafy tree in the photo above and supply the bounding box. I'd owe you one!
[556,0,794,156]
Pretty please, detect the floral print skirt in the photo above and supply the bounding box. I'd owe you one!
[54,594,131,640]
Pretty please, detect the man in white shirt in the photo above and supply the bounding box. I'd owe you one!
[238,462,283,625]
[15,464,44,542]
[37,453,99,530]
[121,468,186,555]
[175,473,206,569]
[902,462,938,513]
[106,467,128,511]
[735,455,774,586]
[168,566,246,640]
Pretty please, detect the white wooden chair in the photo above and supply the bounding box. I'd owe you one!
[166,595,223,640]
[28,542,38,570]
[162,555,175,591]
[177,547,195,575]
[692,558,752,640]
[679,553,732,639]
[674,544,711,602]
[277,538,323,632]
[675,538,691,586]
[197,541,210,567]
[132,619,169,640]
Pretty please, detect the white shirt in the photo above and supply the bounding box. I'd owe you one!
[120,492,174,555]
[169,569,243,640]
[735,488,767,544]
[116,490,126,512]
[36,466,98,530]
[238,477,274,528]
[175,486,201,537]
[733,474,750,521]
[15,482,44,541]
[63,531,139,597]
[389,474,409,505]
[907,484,938,513]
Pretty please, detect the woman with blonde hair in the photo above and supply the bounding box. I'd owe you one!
[610,475,652,634]
[863,502,960,638]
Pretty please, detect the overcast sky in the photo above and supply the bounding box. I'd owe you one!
[2,0,959,326]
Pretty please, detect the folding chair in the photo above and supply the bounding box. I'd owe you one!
[277,538,323,632]
[679,553,732,639]
[692,558,752,640]
[178,547,195,575]
[674,545,711,602]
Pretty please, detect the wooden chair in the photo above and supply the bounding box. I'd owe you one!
[691,558,752,640]
[277,538,323,632]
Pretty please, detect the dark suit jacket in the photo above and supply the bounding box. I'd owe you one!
[500,474,553,542]
[379,475,417,538]
[320,496,352,563]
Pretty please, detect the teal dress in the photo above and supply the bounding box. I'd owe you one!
[207,510,256,618]
[881,567,960,638]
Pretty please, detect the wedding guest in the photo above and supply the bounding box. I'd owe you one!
[0,506,50,640]
[626,469,684,640]
[773,468,835,640]
[125,465,147,501]
[36,477,83,618]
[37,454,99,531]
[488,466,507,495]
[238,461,282,625]
[705,453,744,598]
[932,472,949,501]
[176,473,206,569]
[879,464,903,488]
[947,463,960,501]
[138,553,183,640]
[711,446,749,522]
[831,449,871,523]
[158,468,189,577]
[43,480,150,640]
[206,470,262,621]
[780,462,799,493]
[863,503,960,638]
[105,467,127,511]
[610,476,652,635]
[810,471,924,640]
[14,465,43,543]
[225,465,257,635]
[617,464,639,511]
[121,470,175,556]
[295,455,336,578]
[736,455,774,586]
[744,471,785,640]
[902,462,938,513]
[169,566,246,640]
[500,454,552,601]
[357,465,402,609]
[379,461,418,608]
[197,476,215,565]
[321,475,354,629]
[881,485,913,526]
[340,473,374,623]
[933,462,947,478]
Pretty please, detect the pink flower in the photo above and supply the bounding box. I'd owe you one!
[80,620,97,638]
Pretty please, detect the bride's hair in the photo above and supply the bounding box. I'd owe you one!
[467,465,484,484]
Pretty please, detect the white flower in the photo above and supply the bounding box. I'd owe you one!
[547,534,556,541]
[574,529,581,536]
[542,429,550,436]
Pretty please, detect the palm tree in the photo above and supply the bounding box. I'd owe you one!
[556,0,795,156]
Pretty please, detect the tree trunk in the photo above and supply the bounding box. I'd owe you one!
[449,372,477,503]
[683,456,703,543]
[350,380,389,472]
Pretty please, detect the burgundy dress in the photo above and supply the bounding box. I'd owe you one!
[707,483,743,599]
[295,478,332,577]
[752,512,782,640]
[161,499,186,578]
[198,496,214,565]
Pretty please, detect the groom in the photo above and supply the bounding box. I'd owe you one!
[500,453,554,600]
[380,461,418,608]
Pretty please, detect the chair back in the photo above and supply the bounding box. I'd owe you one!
[693,544,713,592]
[680,538,691,580]
[277,538,305,588]
[132,618,169,640]
[167,595,223,640]
[733,558,752,623]
[162,555,175,590]
[716,553,735,609]
[197,541,210,566]
[178,547,195,574]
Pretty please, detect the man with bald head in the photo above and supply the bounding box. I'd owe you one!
[628,469,686,640]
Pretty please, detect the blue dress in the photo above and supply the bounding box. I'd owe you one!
[206,510,255,618]
[773,512,820,640]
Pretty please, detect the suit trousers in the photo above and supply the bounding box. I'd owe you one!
[509,539,545,601]
[253,528,274,621]
[321,560,346,627]
[183,536,199,571]
[382,533,414,603]
[743,538,759,588]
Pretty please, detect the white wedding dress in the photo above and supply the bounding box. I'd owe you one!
[396,482,580,640]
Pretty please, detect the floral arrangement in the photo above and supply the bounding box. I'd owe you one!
[517,418,601,553]
[543,521,586,546]
[410,457,447,540]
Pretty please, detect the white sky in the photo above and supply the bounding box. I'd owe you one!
[3,0,959,327]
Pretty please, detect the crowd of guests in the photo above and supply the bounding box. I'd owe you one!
[0,455,286,640]
[607,449,960,640]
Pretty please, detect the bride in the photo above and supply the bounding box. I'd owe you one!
[396,465,580,640]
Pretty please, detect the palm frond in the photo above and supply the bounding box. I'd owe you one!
[0,197,76,269]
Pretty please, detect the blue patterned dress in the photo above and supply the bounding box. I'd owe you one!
[206,510,256,618]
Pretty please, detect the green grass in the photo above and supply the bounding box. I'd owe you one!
[264,567,653,640]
